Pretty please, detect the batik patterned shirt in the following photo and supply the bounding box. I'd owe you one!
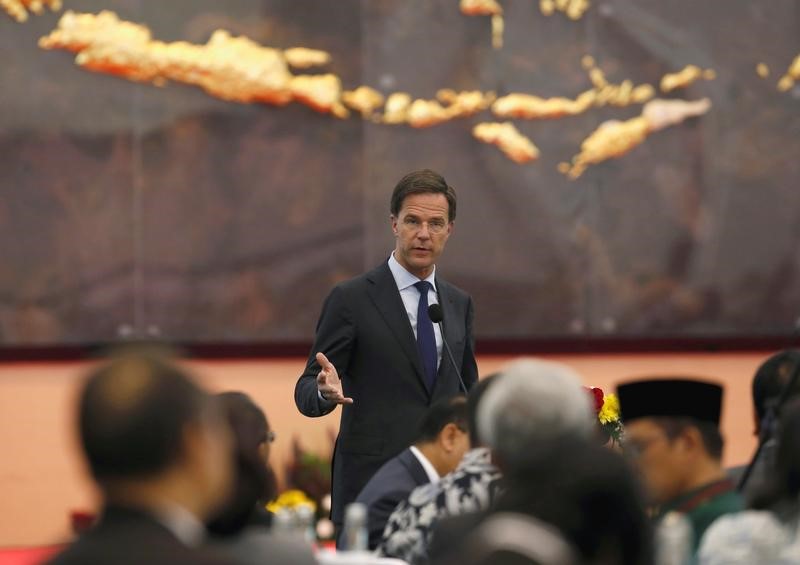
[698,510,800,565]
[377,447,502,565]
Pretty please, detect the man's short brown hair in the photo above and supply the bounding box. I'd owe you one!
[390,169,457,222]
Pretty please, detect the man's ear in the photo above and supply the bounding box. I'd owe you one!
[438,423,459,453]
[678,426,703,455]
[391,215,399,236]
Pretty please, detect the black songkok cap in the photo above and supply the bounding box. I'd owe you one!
[617,378,723,426]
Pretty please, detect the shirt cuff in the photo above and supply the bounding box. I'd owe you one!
[318,389,336,408]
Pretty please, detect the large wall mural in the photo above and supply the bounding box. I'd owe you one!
[1,0,798,347]
[2,0,61,22]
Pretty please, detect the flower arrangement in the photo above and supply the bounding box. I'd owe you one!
[585,386,624,446]
[266,489,317,514]
[283,435,332,504]
[266,433,336,542]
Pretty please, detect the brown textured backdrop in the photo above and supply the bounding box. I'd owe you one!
[0,0,798,347]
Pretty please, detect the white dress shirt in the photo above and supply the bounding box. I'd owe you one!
[409,445,440,484]
[387,252,443,368]
[151,502,205,547]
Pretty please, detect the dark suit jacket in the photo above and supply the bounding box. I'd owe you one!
[46,506,233,565]
[295,260,478,526]
[354,447,432,549]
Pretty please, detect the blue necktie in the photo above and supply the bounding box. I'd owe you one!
[414,281,437,390]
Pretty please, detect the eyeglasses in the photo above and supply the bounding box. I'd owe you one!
[623,435,665,459]
[401,216,449,235]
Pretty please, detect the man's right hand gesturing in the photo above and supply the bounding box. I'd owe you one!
[316,352,354,405]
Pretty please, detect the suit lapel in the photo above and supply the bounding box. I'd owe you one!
[435,277,460,377]
[367,263,428,390]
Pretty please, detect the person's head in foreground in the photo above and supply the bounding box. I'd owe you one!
[477,358,594,471]
[491,437,653,565]
[79,349,233,522]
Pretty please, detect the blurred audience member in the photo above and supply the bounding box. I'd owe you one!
[430,360,608,564]
[734,350,800,498]
[438,513,578,565]
[353,395,469,549]
[378,375,500,564]
[618,378,742,553]
[207,392,277,535]
[47,350,235,565]
[437,438,652,565]
[382,358,595,565]
[206,391,316,565]
[497,438,651,565]
[699,399,800,564]
[477,359,593,471]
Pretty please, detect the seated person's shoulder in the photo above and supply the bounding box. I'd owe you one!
[699,511,789,564]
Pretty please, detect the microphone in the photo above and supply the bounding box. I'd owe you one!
[428,303,468,394]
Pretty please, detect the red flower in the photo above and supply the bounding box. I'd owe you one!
[584,386,605,413]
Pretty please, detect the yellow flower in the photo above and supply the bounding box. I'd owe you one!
[266,489,317,513]
[598,393,620,424]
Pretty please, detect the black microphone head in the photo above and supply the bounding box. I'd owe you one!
[428,303,444,323]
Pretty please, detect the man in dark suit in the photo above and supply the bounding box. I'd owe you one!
[353,395,469,549]
[295,169,479,533]
[47,350,236,565]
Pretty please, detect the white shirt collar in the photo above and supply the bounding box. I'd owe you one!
[151,502,206,547]
[409,445,440,484]
[388,252,437,292]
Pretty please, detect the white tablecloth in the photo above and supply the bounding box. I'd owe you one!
[316,549,408,565]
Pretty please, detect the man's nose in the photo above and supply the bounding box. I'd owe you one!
[417,223,431,238]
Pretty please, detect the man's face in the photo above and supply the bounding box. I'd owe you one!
[391,192,453,279]
[624,418,688,506]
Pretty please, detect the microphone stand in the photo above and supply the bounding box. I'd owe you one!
[428,304,468,394]
[438,322,468,394]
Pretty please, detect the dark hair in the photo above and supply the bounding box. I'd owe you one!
[417,395,468,443]
[78,352,211,481]
[653,417,724,460]
[752,350,800,424]
[216,392,269,453]
[751,399,800,512]
[207,392,273,536]
[390,169,457,222]
[467,374,498,447]
[496,438,653,565]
